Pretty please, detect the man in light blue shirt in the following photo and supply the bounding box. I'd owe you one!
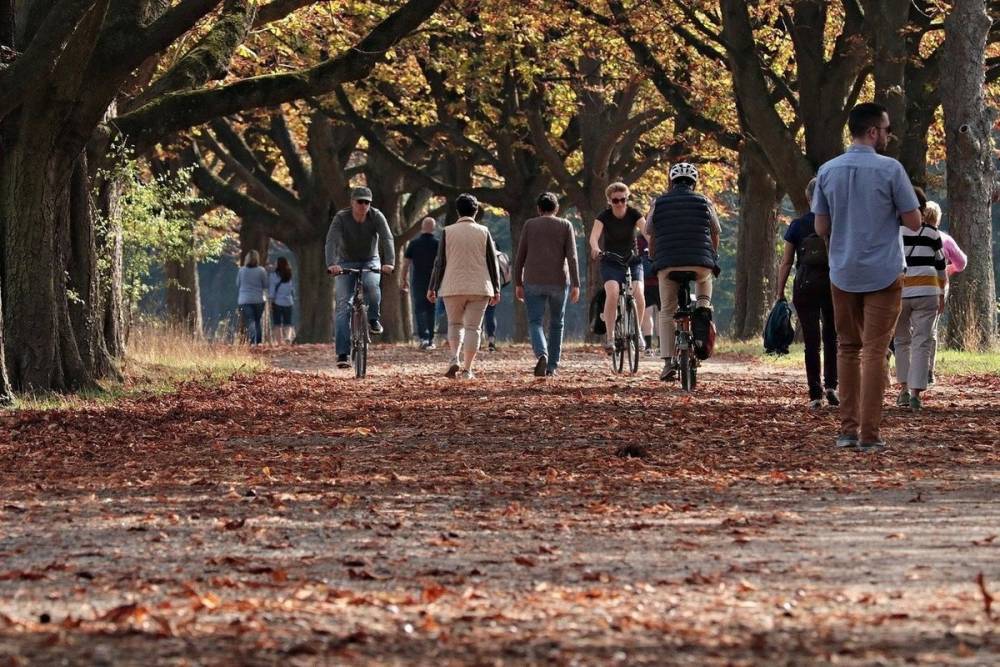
[813,102,922,452]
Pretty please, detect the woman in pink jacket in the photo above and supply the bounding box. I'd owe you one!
[923,201,967,384]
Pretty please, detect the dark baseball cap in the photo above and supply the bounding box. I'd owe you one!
[351,186,373,202]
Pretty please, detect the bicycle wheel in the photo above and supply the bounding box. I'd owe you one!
[679,348,695,391]
[626,298,640,374]
[611,297,626,373]
[352,306,368,378]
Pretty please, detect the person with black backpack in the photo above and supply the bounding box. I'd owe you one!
[776,178,839,409]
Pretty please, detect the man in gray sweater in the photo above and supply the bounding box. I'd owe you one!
[325,186,395,368]
[514,192,581,376]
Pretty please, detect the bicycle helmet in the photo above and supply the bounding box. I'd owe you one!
[669,162,699,184]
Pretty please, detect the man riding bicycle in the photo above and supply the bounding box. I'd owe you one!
[590,182,648,355]
[326,186,395,369]
[645,163,721,381]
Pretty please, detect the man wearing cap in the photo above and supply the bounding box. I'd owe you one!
[325,186,395,369]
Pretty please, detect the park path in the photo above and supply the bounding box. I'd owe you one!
[1,344,998,665]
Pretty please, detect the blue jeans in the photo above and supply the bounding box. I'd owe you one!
[484,303,497,338]
[239,302,265,345]
[412,287,435,342]
[524,284,569,371]
[335,260,381,356]
[435,298,447,339]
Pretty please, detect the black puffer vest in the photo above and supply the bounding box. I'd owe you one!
[650,185,718,272]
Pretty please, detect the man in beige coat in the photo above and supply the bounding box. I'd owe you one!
[427,194,502,379]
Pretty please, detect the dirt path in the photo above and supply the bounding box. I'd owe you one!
[1,344,998,665]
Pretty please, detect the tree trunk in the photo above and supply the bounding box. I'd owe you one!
[941,0,997,350]
[94,173,127,355]
[1,142,95,392]
[290,238,333,344]
[165,256,203,336]
[239,222,269,265]
[731,150,780,340]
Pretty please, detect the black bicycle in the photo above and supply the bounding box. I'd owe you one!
[602,251,641,375]
[668,271,699,391]
[334,267,376,378]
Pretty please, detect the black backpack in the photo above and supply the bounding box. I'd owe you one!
[763,299,795,355]
[797,233,828,269]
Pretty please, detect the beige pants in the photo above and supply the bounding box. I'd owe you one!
[832,277,903,443]
[443,295,490,369]
[657,266,713,359]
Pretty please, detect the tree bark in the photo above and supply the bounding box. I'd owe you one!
[941,0,997,350]
[1,142,94,392]
[290,238,333,344]
[165,256,203,336]
[731,150,781,340]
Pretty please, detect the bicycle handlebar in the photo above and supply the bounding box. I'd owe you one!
[327,267,379,276]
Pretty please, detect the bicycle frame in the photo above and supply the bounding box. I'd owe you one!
[338,268,375,378]
[602,251,641,374]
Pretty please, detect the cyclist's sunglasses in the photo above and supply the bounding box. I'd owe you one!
[355,199,372,206]
[610,197,628,204]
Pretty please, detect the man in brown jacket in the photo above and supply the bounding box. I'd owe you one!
[514,192,581,376]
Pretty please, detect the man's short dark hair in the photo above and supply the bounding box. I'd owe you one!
[848,103,887,138]
[537,192,558,213]
[455,193,478,217]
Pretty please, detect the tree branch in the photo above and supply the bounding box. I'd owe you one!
[113,0,445,152]
[0,0,101,120]
[268,111,313,197]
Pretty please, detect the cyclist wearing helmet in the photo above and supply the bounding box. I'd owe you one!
[590,182,648,355]
[645,163,721,381]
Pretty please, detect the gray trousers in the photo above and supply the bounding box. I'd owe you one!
[894,295,939,391]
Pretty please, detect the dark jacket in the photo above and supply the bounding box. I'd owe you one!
[650,185,717,272]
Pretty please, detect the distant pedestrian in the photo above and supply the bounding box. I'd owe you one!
[514,192,581,377]
[776,178,838,409]
[269,256,295,345]
[812,102,922,451]
[893,201,947,412]
[400,217,439,349]
[427,194,502,379]
[237,250,268,345]
[920,201,965,386]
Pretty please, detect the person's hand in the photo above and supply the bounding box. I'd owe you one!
[380,264,394,275]
[590,247,601,260]
[569,286,580,304]
[515,285,525,302]
[489,293,500,306]
[327,264,342,275]
[426,290,436,303]
[400,279,410,293]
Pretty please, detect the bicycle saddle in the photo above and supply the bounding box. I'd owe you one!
[668,271,697,283]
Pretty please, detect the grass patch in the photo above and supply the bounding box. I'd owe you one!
[719,338,1000,376]
[10,325,266,411]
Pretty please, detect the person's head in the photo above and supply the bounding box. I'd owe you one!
[420,216,436,234]
[455,193,479,218]
[923,201,942,228]
[275,256,292,281]
[805,178,817,205]
[537,191,559,215]
[669,162,699,189]
[243,250,260,267]
[913,185,928,212]
[605,182,630,211]
[848,102,890,152]
[350,186,373,217]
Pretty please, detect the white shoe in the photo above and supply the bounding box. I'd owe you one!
[809,399,823,409]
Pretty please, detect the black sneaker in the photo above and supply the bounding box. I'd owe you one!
[659,361,677,382]
[336,354,350,369]
[534,355,547,377]
[488,338,497,352]
[368,319,384,335]
[445,363,460,378]
[825,389,840,406]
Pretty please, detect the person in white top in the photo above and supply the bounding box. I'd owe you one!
[427,194,501,380]
[894,204,947,411]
